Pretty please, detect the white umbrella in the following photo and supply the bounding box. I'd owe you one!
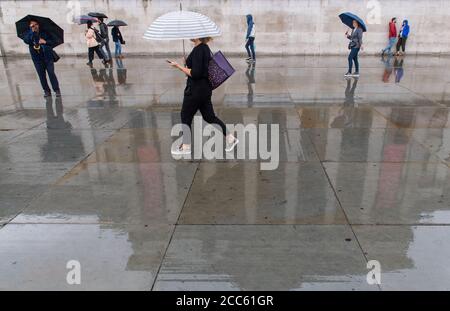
[143,10,221,41]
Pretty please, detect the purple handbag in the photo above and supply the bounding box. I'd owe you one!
[208,51,235,90]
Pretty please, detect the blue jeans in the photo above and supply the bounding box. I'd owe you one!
[348,48,360,73]
[382,37,396,54]
[245,37,255,60]
[115,41,122,57]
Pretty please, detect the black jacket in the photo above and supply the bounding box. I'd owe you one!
[185,43,211,94]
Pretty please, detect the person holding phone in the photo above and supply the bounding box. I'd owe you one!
[22,19,61,97]
[167,37,238,156]
[344,19,363,77]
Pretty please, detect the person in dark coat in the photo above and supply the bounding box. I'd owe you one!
[167,38,238,156]
[111,26,124,58]
[22,19,61,97]
[98,17,112,61]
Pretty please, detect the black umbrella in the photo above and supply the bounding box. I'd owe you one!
[107,20,127,27]
[88,12,108,19]
[16,15,64,48]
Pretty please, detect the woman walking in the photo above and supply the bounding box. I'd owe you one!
[245,14,256,63]
[111,26,124,58]
[85,20,106,66]
[396,20,410,56]
[167,38,238,156]
[345,20,363,77]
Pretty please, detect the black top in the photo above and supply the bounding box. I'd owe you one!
[111,27,122,42]
[186,43,211,88]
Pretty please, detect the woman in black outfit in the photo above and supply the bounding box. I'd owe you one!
[168,38,238,156]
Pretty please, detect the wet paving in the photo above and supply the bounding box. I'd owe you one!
[0,55,450,290]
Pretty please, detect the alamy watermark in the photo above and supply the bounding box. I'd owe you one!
[171,116,280,170]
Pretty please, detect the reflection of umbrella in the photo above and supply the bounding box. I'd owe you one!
[73,15,98,25]
[339,12,367,32]
[88,12,108,19]
[16,15,64,47]
[107,20,127,27]
[143,5,221,57]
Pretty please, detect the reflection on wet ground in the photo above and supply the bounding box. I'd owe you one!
[1,56,450,290]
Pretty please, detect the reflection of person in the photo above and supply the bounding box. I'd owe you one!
[45,96,71,129]
[394,56,404,83]
[42,96,84,162]
[344,76,358,107]
[381,17,397,56]
[246,63,255,107]
[116,59,127,85]
[111,26,125,58]
[245,14,256,63]
[22,19,61,97]
[167,38,238,155]
[345,20,363,77]
[85,20,106,66]
[382,54,394,83]
[396,20,410,56]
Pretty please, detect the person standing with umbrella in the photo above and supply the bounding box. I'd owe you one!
[20,18,61,97]
[109,20,127,58]
[339,13,366,77]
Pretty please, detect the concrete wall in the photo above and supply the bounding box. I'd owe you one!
[1,0,450,56]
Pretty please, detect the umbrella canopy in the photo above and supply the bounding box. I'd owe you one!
[73,15,98,25]
[107,20,128,27]
[15,15,64,48]
[143,10,221,40]
[88,12,108,19]
[339,12,367,32]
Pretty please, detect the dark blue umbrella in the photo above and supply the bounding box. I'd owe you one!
[339,12,367,32]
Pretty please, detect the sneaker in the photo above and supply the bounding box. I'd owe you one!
[245,57,252,61]
[55,90,61,97]
[352,72,360,77]
[171,144,191,156]
[44,91,52,98]
[86,61,93,66]
[225,138,239,152]
[344,72,352,77]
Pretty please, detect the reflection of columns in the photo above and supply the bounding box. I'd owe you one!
[242,110,259,223]
[325,129,342,161]
[284,155,298,222]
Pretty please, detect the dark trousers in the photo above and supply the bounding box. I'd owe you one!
[88,46,104,62]
[348,47,360,73]
[33,58,60,93]
[396,37,407,52]
[245,37,256,60]
[181,86,227,144]
[102,39,112,60]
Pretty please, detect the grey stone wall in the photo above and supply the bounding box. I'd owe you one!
[1,0,449,56]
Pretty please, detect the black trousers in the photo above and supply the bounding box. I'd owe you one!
[88,46,104,62]
[181,83,227,145]
[396,37,407,52]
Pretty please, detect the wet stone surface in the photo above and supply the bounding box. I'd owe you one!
[0,55,449,290]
